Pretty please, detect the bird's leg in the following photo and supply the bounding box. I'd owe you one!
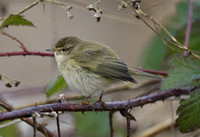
[82,95,91,105]
[94,92,106,107]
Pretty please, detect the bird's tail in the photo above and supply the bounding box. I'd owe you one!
[128,68,162,80]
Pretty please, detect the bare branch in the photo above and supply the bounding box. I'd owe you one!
[0,96,57,137]
[126,116,131,137]
[133,67,167,76]
[125,1,200,60]
[56,113,61,137]
[0,51,54,57]
[16,0,41,15]
[1,31,28,52]
[109,111,114,137]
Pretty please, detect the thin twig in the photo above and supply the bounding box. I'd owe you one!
[126,116,130,137]
[1,31,28,51]
[126,1,200,60]
[0,0,69,21]
[17,0,41,15]
[184,0,194,56]
[22,118,56,137]
[109,111,114,137]
[0,96,57,137]
[133,67,167,76]
[56,112,61,137]
[0,51,54,57]
[0,87,196,122]
[0,0,41,21]
[32,113,37,137]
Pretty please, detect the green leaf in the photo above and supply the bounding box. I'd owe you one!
[45,75,67,98]
[161,55,200,90]
[73,112,110,137]
[0,14,34,29]
[177,91,200,133]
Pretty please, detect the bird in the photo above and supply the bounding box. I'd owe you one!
[47,36,160,104]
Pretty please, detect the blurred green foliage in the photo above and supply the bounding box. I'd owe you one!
[140,1,200,70]
[45,75,67,98]
[0,121,18,137]
[73,112,110,137]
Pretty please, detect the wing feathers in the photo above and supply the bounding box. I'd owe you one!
[96,57,136,82]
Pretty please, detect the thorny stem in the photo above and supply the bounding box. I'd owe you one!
[1,31,28,52]
[0,31,54,57]
[0,87,196,122]
[184,0,194,56]
[0,51,54,57]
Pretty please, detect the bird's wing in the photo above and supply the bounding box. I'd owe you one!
[96,56,136,82]
[70,48,136,83]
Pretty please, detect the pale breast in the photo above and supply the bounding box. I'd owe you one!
[56,56,113,97]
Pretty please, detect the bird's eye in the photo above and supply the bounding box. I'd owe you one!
[61,48,66,52]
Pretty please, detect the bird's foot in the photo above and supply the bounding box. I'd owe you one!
[57,94,69,103]
[94,100,106,107]
[81,99,91,105]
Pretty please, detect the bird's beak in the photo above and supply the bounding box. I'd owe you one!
[46,48,56,52]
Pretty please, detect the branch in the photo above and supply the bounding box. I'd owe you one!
[0,0,69,21]
[56,113,61,137]
[1,31,28,51]
[184,0,194,56]
[133,67,167,76]
[109,111,114,137]
[0,31,54,57]
[126,116,131,137]
[0,87,196,122]
[125,1,200,60]
[0,28,54,57]
[0,96,57,137]
[0,51,54,57]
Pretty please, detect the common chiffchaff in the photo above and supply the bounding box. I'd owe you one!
[47,36,160,101]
